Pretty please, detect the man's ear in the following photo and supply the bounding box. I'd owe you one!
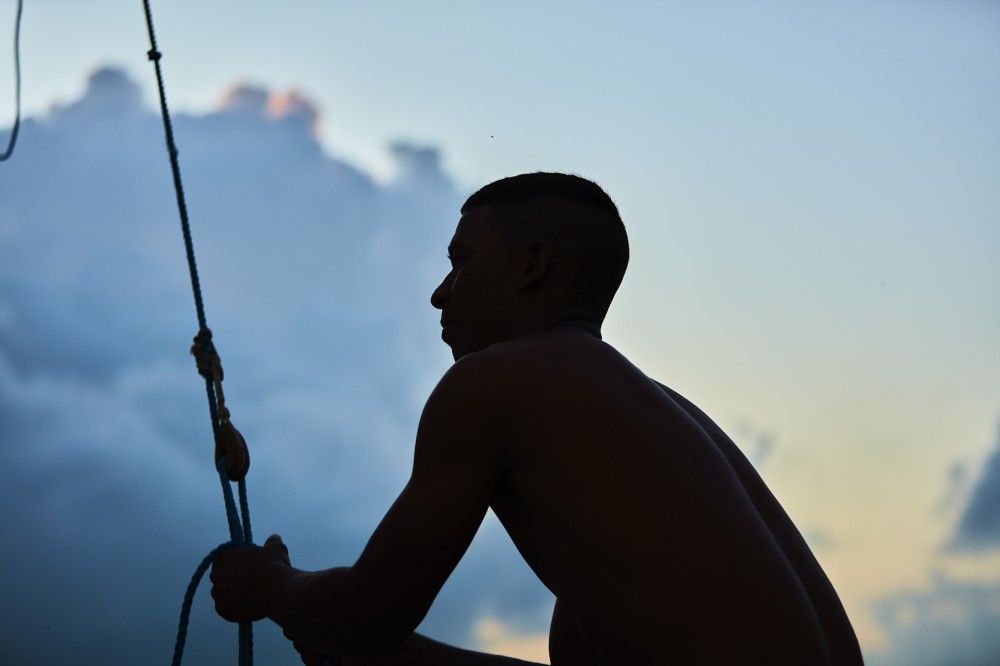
[518,239,552,290]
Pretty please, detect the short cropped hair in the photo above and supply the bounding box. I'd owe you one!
[461,172,629,319]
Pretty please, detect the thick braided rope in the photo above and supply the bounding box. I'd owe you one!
[140,2,254,664]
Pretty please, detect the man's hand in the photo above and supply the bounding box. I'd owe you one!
[211,534,292,623]
[288,633,548,666]
[289,638,340,666]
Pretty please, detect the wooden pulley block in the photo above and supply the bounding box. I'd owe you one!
[214,421,250,481]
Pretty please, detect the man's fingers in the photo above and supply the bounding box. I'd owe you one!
[292,641,333,666]
[264,534,291,564]
[208,545,272,623]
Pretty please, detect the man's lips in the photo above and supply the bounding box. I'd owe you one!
[440,318,453,327]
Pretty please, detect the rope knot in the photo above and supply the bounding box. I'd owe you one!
[190,328,249,482]
[147,48,162,62]
[191,328,223,381]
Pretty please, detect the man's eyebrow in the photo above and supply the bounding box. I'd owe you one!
[447,242,466,254]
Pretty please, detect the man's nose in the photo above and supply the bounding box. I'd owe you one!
[430,277,450,310]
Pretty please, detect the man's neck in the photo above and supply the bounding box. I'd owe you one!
[543,317,602,340]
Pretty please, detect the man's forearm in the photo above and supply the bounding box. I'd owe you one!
[360,633,547,666]
[262,567,547,665]
[262,565,388,655]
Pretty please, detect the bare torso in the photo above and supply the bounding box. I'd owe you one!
[481,329,861,665]
[214,327,862,666]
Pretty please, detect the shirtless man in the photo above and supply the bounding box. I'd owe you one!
[211,172,864,665]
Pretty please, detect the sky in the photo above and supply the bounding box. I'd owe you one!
[1,1,999,664]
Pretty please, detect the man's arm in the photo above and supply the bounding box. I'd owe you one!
[548,601,595,666]
[295,633,545,666]
[212,354,518,658]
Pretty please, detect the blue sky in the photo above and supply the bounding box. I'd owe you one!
[1,1,999,664]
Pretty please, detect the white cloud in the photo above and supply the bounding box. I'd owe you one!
[0,67,550,665]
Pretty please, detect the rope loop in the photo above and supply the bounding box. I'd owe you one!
[171,542,237,666]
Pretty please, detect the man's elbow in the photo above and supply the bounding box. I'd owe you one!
[339,599,426,656]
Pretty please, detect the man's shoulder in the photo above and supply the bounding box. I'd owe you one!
[424,345,517,413]
[489,329,615,364]
[460,331,618,381]
[429,331,605,409]
[416,340,547,454]
[445,331,568,373]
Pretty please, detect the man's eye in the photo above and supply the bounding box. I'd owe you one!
[447,254,464,268]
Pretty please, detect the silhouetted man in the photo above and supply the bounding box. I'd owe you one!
[211,172,864,665]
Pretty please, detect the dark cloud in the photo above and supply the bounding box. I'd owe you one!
[869,575,1000,666]
[936,461,971,515]
[0,67,551,665]
[951,423,1000,551]
[732,421,776,469]
[868,422,1000,665]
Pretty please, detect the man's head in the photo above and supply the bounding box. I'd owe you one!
[431,172,629,360]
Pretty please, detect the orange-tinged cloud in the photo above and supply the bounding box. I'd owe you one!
[474,617,550,664]
[216,84,322,137]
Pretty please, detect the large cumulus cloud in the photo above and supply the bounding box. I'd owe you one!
[0,68,552,665]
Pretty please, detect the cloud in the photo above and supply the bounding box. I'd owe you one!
[868,574,1000,666]
[474,616,550,663]
[867,420,1000,665]
[0,67,551,665]
[937,461,971,515]
[951,423,1000,551]
[732,420,776,469]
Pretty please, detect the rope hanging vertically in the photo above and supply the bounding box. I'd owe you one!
[139,2,254,664]
[0,0,23,162]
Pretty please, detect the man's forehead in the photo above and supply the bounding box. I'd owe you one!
[449,206,492,247]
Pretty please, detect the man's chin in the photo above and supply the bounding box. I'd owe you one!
[447,341,494,362]
[441,328,498,361]
[441,332,477,362]
[440,328,462,361]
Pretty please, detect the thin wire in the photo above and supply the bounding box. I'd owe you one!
[0,0,23,162]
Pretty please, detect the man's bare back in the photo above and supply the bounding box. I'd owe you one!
[210,173,862,665]
[457,328,858,664]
